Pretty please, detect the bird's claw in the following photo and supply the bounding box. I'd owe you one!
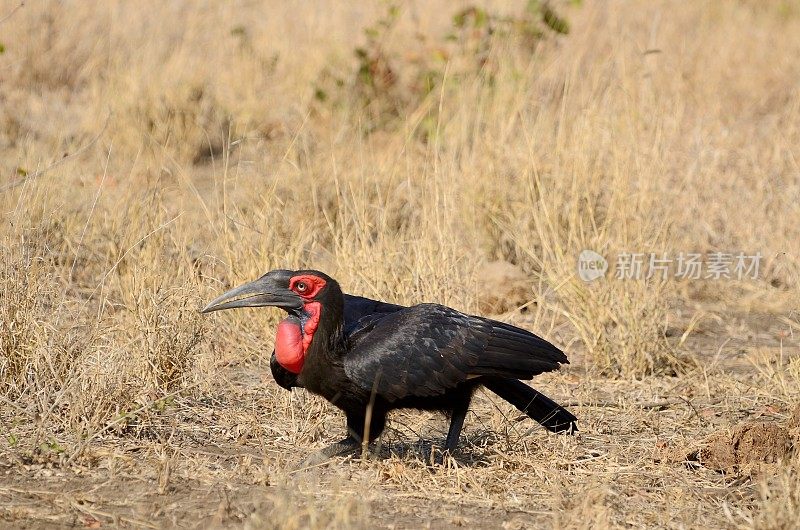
[293,438,363,470]
[294,450,334,470]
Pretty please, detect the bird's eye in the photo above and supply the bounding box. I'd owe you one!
[296,281,307,293]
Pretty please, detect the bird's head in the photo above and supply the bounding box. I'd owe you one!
[201,269,339,315]
[201,269,343,374]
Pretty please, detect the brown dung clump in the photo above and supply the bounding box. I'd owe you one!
[685,423,794,474]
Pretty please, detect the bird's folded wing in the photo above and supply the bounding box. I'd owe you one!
[342,294,405,336]
[343,303,567,402]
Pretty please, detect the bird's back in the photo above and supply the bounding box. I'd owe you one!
[342,302,567,402]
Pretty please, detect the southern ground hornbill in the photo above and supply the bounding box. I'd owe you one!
[202,269,577,460]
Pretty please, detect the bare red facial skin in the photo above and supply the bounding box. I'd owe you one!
[274,289,323,374]
[275,319,304,373]
[301,302,321,352]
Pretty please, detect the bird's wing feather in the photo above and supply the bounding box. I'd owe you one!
[343,303,567,402]
[342,294,405,336]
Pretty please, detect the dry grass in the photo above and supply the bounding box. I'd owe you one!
[1,0,799,528]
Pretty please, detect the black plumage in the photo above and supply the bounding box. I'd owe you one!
[203,270,577,459]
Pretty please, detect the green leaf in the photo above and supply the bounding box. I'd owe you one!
[453,9,468,28]
[41,439,65,454]
[542,6,569,34]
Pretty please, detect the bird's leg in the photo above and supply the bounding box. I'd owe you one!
[296,410,387,469]
[348,409,386,457]
[321,404,389,458]
[444,394,472,454]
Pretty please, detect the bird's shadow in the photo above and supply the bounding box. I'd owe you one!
[361,429,506,468]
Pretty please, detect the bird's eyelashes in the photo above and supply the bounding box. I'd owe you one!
[295,281,308,293]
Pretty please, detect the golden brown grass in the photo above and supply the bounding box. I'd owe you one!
[1,0,799,528]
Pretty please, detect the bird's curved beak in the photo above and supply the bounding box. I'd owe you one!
[201,276,303,314]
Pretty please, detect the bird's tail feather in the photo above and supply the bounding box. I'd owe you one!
[483,378,577,434]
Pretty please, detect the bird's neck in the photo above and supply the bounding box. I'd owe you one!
[308,295,346,359]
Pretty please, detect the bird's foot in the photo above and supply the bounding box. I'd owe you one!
[294,437,363,470]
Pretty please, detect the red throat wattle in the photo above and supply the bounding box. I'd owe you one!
[275,302,321,374]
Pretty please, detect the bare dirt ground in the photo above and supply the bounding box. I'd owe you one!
[2,1,800,528]
[3,308,798,529]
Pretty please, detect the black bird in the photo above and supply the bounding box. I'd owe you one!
[202,269,577,459]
